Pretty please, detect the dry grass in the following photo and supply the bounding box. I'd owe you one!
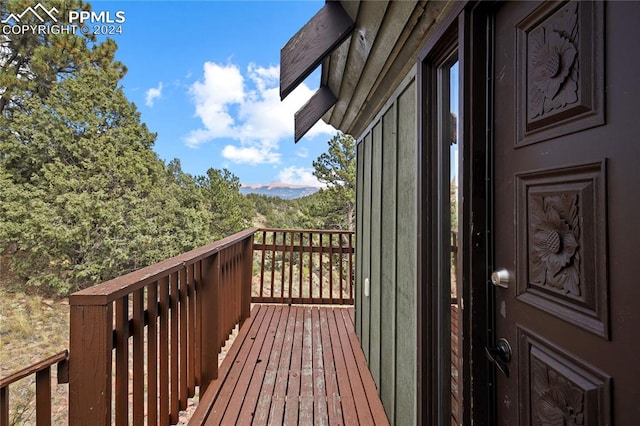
[0,266,291,424]
[0,288,70,425]
[0,287,238,425]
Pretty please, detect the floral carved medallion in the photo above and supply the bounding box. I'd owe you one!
[532,357,585,426]
[519,328,611,425]
[529,193,581,297]
[528,2,579,120]
[516,1,604,145]
[517,163,609,338]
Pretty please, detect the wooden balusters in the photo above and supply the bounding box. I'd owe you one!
[251,229,355,305]
[0,351,68,426]
[68,228,257,425]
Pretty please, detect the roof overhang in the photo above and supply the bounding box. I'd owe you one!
[279,1,355,142]
[281,1,455,141]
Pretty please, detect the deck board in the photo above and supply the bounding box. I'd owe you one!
[236,305,284,425]
[451,304,461,426]
[191,305,389,425]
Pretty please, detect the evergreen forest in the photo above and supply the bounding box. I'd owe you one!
[0,0,355,296]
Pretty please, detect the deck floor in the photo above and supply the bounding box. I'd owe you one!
[190,304,389,425]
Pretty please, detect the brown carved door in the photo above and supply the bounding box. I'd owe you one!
[492,1,640,424]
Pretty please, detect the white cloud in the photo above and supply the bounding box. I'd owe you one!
[222,145,281,165]
[145,82,163,107]
[185,61,334,164]
[278,166,324,187]
[296,147,309,158]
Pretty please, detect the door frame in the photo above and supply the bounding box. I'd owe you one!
[416,2,497,425]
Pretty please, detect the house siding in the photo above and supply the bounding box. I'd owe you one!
[356,70,417,425]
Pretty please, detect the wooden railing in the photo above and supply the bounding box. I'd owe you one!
[0,351,68,426]
[252,229,354,305]
[1,227,354,425]
[67,228,255,425]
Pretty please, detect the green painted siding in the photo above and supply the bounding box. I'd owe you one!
[356,142,364,339]
[380,102,397,421]
[362,132,372,359]
[395,79,417,426]
[355,73,416,425]
[370,122,382,386]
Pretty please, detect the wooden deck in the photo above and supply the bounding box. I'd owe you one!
[451,303,461,426]
[189,304,389,425]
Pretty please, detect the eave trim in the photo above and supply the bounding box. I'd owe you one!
[294,85,337,142]
[280,1,355,100]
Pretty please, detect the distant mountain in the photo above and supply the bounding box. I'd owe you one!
[240,182,320,199]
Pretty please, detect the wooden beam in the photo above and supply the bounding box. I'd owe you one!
[294,85,337,142]
[280,1,355,100]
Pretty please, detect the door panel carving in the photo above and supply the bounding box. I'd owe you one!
[516,1,604,146]
[493,0,640,422]
[518,327,611,426]
[516,162,608,338]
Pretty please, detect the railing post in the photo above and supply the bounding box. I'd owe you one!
[241,235,254,324]
[1,386,8,426]
[200,253,220,393]
[35,367,52,426]
[69,303,113,425]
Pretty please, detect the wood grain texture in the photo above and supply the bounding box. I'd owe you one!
[0,387,8,426]
[132,289,145,426]
[329,1,389,130]
[0,351,68,389]
[115,297,129,426]
[147,284,158,425]
[361,132,372,361]
[235,305,284,424]
[295,85,337,142]
[68,228,257,306]
[34,368,51,426]
[252,230,355,305]
[179,267,188,410]
[321,1,452,138]
[159,277,170,426]
[356,141,364,341]
[321,0,361,123]
[380,103,397,422]
[199,255,219,392]
[170,272,179,424]
[369,121,383,387]
[394,80,417,426]
[190,305,389,425]
[337,1,418,132]
[68,304,113,425]
[280,1,355,100]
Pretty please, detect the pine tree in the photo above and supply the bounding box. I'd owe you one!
[0,0,125,114]
[309,133,356,231]
[0,66,163,294]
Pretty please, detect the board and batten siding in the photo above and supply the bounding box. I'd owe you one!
[355,70,417,425]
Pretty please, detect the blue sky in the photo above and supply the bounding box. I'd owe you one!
[92,1,336,186]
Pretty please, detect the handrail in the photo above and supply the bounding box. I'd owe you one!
[70,228,258,306]
[252,229,355,305]
[68,228,256,425]
[259,227,355,234]
[0,351,69,388]
[0,350,69,426]
[5,227,354,425]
